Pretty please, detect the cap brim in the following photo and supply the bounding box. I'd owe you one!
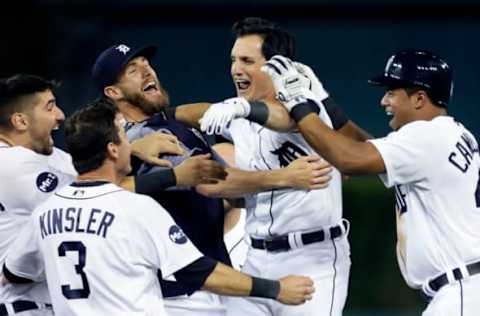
[131,45,157,61]
[368,75,406,88]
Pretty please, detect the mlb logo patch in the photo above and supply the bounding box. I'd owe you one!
[36,172,59,193]
[169,225,188,244]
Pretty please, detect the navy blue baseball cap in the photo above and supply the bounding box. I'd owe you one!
[92,43,157,91]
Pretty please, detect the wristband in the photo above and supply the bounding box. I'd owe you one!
[323,97,348,130]
[290,100,320,123]
[250,277,280,299]
[246,101,269,125]
[134,169,177,194]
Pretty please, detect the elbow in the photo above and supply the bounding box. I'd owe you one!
[335,158,366,175]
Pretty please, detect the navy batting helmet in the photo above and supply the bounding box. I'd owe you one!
[368,50,453,107]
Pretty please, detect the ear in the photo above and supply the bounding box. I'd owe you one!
[106,142,119,161]
[10,112,29,132]
[104,85,123,102]
[412,90,428,110]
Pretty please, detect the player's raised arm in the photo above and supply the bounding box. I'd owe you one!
[261,55,385,175]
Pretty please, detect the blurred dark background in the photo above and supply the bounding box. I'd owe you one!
[3,1,479,315]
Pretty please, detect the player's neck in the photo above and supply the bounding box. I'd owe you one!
[118,102,149,123]
[0,133,15,147]
[77,166,120,185]
[0,132,34,150]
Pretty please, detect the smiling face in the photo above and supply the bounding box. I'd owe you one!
[115,56,170,115]
[380,88,419,130]
[26,90,65,155]
[230,34,276,103]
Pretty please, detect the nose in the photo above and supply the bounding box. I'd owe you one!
[231,61,243,77]
[380,93,389,107]
[55,106,65,122]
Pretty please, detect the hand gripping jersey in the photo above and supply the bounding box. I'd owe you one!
[125,113,230,297]
[369,116,480,288]
[5,181,202,316]
[0,142,77,304]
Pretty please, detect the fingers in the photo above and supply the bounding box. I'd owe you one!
[146,158,173,168]
[311,164,333,175]
[298,155,321,163]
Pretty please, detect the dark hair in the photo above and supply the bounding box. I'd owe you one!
[0,74,58,131]
[65,97,121,174]
[402,86,443,108]
[232,17,296,60]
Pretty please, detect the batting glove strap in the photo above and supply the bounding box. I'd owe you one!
[250,277,280,300]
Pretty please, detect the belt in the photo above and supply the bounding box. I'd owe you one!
[422,260,480,301]
[250,223,345,252]
[0,300,52,316]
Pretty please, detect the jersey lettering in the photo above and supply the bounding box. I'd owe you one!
[271,141,307,167]
[58,241,90,299]
[449,132,479,173]
[40,207,115,239]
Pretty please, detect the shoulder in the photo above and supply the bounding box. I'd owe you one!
[118,190,169,219]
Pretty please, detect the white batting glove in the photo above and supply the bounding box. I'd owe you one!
[261,55,310,112]
[200,97,251,135]
[294,62,329,101]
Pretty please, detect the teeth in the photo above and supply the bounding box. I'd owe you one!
[235,80,250,90]
[143,82,156,91]
[386,111,394,116]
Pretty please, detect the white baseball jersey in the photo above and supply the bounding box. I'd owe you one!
[223,209,248,271]
[221,107,343,237]
[0,142,77,304]
[369,116,480,288]
[5,181,203,316]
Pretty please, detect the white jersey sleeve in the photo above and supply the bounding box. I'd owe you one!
[368,121,431,188]
[4,215,45,282]
[131,195,203,278]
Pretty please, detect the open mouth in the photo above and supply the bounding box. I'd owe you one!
[143,81,159,95]
[235,79,251,94]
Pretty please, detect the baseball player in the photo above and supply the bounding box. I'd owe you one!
[0,75,76,316]
[169,17,372,316]
[2,99,315,315]
[262,51,480,316]
[91,42,330,316]
[0,74,224,316]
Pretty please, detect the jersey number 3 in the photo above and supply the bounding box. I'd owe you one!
[58,241,91,299]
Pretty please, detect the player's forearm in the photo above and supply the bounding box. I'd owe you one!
[195,167,290,198]
[202,262,253,296]
[337,120,373,141]
[262,100,296,132]
[297,113,384,175]
[172,102,211,129]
